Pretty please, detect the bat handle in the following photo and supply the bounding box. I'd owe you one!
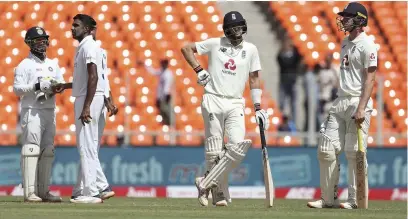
[357,127,364,152]
[259,120,267,149]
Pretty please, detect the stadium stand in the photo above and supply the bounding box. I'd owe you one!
[0,1,405,147]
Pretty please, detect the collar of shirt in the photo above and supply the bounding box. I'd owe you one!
[28,52,46,64]
[349,32,367,44]
[78,35,94,48]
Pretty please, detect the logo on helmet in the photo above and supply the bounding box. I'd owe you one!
[232,14,236,20]
[36,28,44,35]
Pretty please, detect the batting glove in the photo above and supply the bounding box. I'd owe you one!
[255,109,270,130]
[197,69,211,86]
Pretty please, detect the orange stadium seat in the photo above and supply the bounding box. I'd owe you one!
[269,1,406,147]
[4,1,402,148]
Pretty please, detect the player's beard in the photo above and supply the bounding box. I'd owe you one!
[225,26,244,46]
[30,38,48,60]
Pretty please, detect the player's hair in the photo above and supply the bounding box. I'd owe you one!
[73,14,97,30]
[160,59,169,66]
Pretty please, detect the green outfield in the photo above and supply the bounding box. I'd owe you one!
[0,197,405,219]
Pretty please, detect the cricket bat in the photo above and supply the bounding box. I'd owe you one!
[259,120,274,207]
[356,127,368,209]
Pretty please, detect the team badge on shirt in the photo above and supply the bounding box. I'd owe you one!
[219,47,227,53]
[241,50,246,59]
[48,67,53,72]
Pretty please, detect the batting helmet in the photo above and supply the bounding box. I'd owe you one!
[223,11,247,46]
[336,2,368,32]
[25,26,49,54]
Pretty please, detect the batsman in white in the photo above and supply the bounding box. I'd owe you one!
[70,23,117,202]
[307,2,377,209]
[13,26,65,202]
[68,14,108,204]
[181,11,269,207]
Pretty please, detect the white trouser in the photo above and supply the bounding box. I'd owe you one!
[73,95,106,197]
[317,96,372,204]
[20,108,56,198]
[201,93,245,145]
[201,93,245,201]
[21,108,56,148]
[72,106,109,197]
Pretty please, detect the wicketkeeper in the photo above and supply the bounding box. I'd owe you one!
[14,26,65,202]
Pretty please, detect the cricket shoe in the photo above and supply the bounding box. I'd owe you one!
[24,193,42,202]
[70,195,103,204]
[100,187,115,200]
[307,199,340,208]
[195,177,211,207]
[41,192,62,202]
[211,188,228,207]
[340,201,358,209]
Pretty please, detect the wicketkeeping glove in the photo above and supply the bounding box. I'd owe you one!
[39,77,57,94]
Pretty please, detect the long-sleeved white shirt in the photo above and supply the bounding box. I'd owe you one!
[13,53,64,109]
[145,66,173,101]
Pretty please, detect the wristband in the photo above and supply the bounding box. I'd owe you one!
[194,65,203,73]
[251,89,262,111]
[254,103,261,111]
[35,83,40,91]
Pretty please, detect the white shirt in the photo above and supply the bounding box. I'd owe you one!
[72,35,105,97]
[195,37,261,99]
[13,53,64,109]
[145,66,173,101]
[338,32,378,97]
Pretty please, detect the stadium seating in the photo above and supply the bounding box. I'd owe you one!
[0,1,281,147]
[269,1,406,147]
[0,1,405,147]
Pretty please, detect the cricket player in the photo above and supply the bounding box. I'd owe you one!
[14,26,65,202]
[181,11,269,207]
[307,2,377,209]
[68,14,107,204]
[70,24,117,202]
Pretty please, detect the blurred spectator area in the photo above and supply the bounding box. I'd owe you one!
[0,1,281,147]
[0,1,406,147]
[266,1,407,146]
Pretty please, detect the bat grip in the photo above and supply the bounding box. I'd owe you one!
[357,127,364,152]
[259,120,267,149]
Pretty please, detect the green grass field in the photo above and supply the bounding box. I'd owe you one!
[0,197,405,219]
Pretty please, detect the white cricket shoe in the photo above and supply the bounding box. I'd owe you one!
[307,199,340,208]
[340,201,358,209]
[70,196,102,204]
[24,193,42,202]
[41,192,62,202]
[100,187,115,200]
[195,177,210,207]
[211,188,228,207]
